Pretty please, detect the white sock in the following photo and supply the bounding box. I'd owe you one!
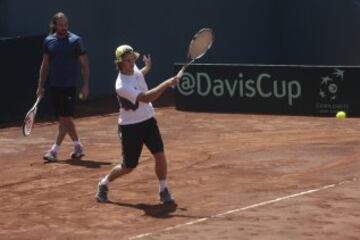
[50,144,60,153]
[159,179,168,192]
[100,175,109,186]
[73,140,82,146]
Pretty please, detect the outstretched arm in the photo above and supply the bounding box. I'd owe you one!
[137,76,179,103]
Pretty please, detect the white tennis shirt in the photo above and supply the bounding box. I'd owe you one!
[115,66,155,125]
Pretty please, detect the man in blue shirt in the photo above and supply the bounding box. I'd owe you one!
[36,12,90,162]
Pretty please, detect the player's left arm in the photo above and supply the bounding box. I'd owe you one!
[140,54,151,76]
[79,54,90,99]
[76,37,90,99]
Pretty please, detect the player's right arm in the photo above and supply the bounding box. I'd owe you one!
[136,76,179,103]
[36,53,50,98]
[116,76,179,106]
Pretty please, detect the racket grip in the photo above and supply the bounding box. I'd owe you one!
[176,67,185,78]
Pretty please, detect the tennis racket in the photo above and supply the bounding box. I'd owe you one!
[177,28,214,78]
[22,97,41,136]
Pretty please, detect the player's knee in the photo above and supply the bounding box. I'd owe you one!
[123,167,134,174]
[121,162,138,170]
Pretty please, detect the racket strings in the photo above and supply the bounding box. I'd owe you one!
[24,112,35,135]
[189,30,214,60]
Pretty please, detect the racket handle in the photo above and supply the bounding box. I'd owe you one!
[177,59,195,78]
[176,67,185,78]
[33,96,42,109]
[35,96,41,104]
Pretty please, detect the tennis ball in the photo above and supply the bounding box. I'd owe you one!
[336,111,346,120]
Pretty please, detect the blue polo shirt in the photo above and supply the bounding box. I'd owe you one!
[43,32,86,87]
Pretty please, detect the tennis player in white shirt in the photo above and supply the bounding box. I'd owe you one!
[96,44,179,204]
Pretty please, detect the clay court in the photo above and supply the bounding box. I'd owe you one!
[0,107,359,239]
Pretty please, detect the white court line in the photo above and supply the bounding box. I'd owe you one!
[129,178,357,240]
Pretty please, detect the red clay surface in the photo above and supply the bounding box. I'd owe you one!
[0,107,359,239]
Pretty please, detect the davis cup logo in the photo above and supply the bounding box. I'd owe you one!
[319,68,344,101]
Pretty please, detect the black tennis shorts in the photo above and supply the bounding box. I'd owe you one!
[119,117,164,168]
[50,87,76,117]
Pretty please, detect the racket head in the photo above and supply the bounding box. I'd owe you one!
[22,97,41,136]
[22,108,37,136]
[188,28,214,60]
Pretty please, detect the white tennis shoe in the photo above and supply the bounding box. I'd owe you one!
[70,144,85,159]
[43,150,57,162]
[160,188,175,204]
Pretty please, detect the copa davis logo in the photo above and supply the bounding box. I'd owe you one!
[316,68,349,114]
[319,68,344,101]
[177,72,302,106]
